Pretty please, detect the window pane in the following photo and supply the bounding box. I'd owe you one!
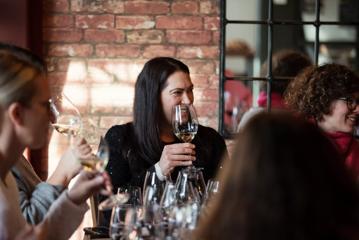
[317,43,357,70]
[273,0,315,22]
[224,79,265,135]
[225,24,265,78]
[318,25,357,70]
[226,0,266,21]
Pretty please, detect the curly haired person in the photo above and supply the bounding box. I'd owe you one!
[285,63,359,178]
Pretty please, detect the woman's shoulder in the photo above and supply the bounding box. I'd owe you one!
[106,122,134,135]
[198,124,224,141]
[105,122,135,143]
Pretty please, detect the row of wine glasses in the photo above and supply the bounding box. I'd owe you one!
[109,172,220,240]
[108,103,216,239]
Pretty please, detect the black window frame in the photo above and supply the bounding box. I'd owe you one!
[219,0,359,138]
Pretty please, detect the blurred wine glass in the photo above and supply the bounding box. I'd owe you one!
[97,138,129,211]
[175,169,200,205]
[202,179,220,209]
[160,182,177,211]
[142,171,165,205]
[49,93,82,137]
[187,167,206,202]
[109,204,135,240]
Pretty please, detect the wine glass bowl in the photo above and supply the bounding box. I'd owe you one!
[49,93,82,136]
[172,104,199,143]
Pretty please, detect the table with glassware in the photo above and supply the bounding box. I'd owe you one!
[102,167,219,240]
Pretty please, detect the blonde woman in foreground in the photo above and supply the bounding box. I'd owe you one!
[0,47,111,239]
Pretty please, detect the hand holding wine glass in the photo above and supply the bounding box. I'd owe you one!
[157,104,198,177]
[77,136,129,210]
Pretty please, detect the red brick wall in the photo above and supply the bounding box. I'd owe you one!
[43,0,220,131]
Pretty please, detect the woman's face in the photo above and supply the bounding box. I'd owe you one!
[22,74,52,149]
[160,71,194,126]
[319,93,359,133]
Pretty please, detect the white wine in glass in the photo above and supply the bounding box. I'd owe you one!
[80,136,110,171]
[172,104,199,143]
[50,93,82,137]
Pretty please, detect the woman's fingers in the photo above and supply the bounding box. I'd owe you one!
[171,160,193,167]
[77,146,92,156]
[159,143,197,175]
[169,154,195,161]
[164,143,196,155]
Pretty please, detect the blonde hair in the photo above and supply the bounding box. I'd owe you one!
[0,49,43,108]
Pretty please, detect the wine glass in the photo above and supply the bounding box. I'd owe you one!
[143,171,165,204]
[96,138,129,211]
[174,169,200,205]
[172,104,198,144]
[109,204,137,240]
[49,93,82,137]
[202,179,220,209]
[172,104,207,202]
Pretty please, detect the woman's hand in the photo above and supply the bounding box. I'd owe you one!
[47,137,92,187]
[67,171,112,205]
[158,143,196,176]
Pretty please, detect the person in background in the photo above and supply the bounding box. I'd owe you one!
[285,63,359,178]
[104,57,228,190]
[196,111,359,240]
[0,43,94,225]
[224,39,254,134]
[238,49,312,129]
[0,47,111,239]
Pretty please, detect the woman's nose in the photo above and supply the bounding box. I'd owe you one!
[181,92,192,105]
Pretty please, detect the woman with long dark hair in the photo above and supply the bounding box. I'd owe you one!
[104,57,227,191]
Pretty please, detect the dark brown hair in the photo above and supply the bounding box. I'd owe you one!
[284,63,359,121]
[133,57,190,164]
[196,111,359,240]
[261,49,312,95]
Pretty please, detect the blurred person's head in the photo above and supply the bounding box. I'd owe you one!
[133,57,192,160]
[196,111,359,240]
[0,44,51,150]
[260,49,312,95]
[285,63,359,134]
